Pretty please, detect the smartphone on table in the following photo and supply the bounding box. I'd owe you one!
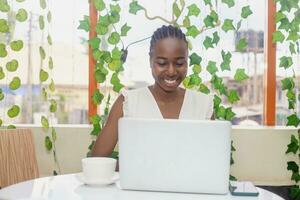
[229,181,259,196]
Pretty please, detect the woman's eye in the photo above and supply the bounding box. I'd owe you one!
[157,62,167,66]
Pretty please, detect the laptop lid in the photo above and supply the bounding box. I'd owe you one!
[118,118,231,194]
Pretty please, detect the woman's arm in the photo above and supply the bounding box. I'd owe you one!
[91,95,124,157]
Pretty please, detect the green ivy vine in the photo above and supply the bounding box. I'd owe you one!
[79,0,252,180]
[38,0,60,175]
[0,0,28,128]
[273,0,300,199]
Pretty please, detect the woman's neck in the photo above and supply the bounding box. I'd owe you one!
[149,84,181,102]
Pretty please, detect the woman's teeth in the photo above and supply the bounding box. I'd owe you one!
[164,79,176,84]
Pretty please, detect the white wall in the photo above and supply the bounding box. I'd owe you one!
[18,125,297,186]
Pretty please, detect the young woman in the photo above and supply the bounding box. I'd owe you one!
[92,25,213,157]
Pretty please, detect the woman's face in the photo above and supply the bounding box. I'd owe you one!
[150,37,188,92]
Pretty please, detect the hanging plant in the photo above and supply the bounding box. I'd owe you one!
[0,0,28,128]
[79,0,128,157]
[273,0,300,199]
[38,0,61,175]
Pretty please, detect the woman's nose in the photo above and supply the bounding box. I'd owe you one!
[166,64,177,75]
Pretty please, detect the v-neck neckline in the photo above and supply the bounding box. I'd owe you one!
[146,86,188,119]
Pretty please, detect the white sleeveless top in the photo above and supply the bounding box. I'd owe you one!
[121,87,213,120]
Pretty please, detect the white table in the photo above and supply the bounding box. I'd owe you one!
[0,173,284,200]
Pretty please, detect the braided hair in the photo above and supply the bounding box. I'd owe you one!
[149,25,188,56]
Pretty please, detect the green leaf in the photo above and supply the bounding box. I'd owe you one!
[110,4,121,13]
[0,1,10,12]
[0,67,5,80]
[45,136,52,151]
[39,46,46,60]
[186,25,200,38]
[129,1,143,15]
[220,50,232,71]
[203,36,213,49]
[112,47,122,59]
[7,105,20,118]
[95,23,108,35]
[272,31,285,43]
[10,40,23,51]
[51,128,57,142]
[227,90,240,104]
[203,0,211,6]
[39,15,44,30]
[40,0,46,9]
[7,125,16,129]
[91,124,101,136]
[287,31,300,42]
[234,68,249,82]
[16,0,25,2]
[90,114,101,124]
[93,0,105,11]
[0,19,9,33]
[50,99,57,112]
[108,59,122,71]
[189,53,202,66]
[92,90,104,105]
[9,77,21,90]
[47,35,52,45]
[286,135,299,154]
[121,23,131,36]
[192,64,201,74]
[40,69,49,82]
[78,16,90,32]
[0,89,4,101]
[290,186,300,199]
[236,38,248,52]
[6,59,18,72]
[0,43,7,57]
[216,105,226,119]
[222,19,235,32]
[289,43,296,54]
[0,119,2,126]
[111,73,124,92]
[212,32,220,45]
[211,75,227,95]
[49,79,55,92]
[172,2,181,18]
[281,78,294,90]
[49,57,53,69]
[109,11,120,24]
[225,107,235,121]
[287,161,299,173]
[183,17,190,27]
[198,83,210,94]
[47,11,52,23]
[187,4,200,17]
[292,172,300,183]
[213,95,222,108]
[42,87,47,100]
[41,116,49,129]
[222,0,234,8]
[204,15,214,28]
[287,114,300,127]
[236,20,242,30]
[108,32,120,45]
[278,18,290,31]
[206,61,218,75]
[275,11,286,23]
[89,37,101,50]
[16,8,28,22]
[279,56,293,69]
[241,6,252,19]
[95,69,106,83]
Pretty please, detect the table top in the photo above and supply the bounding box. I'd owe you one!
[0,173,284,200]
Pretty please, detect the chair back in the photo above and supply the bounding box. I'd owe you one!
[0,128,39,188]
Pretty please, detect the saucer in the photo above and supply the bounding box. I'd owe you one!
[76,172,119,186]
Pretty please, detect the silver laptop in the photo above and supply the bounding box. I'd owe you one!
[118,118,231,194]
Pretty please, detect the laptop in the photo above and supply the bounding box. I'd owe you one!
[118,118,231,194]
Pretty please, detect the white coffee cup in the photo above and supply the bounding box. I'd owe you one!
[81,157,117,184]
